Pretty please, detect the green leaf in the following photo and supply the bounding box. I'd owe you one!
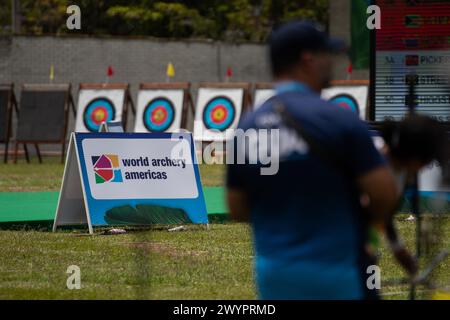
[104,204,192,225]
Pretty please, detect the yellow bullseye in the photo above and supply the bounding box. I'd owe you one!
[94,109,106,122]
[153,109,164,122]
[212,108,225,121]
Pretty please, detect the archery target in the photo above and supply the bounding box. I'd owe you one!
[202,96,236,131]
[83,97,115,132]
[253,89,275,110]
[194,88,244,142]
[134,90,183,133]
[321,86,369,120]
[75,89,125,132]
[328,94,359,113]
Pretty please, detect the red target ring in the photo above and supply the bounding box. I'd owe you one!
[202,96,236,131]
[151,106,168,125]
[90,106,108,124]
[83,97,116,132]
[143,97,175,132]
[211,105,228,124]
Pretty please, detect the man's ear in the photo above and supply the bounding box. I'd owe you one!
[300,51,313,63]
[299,51,314,67]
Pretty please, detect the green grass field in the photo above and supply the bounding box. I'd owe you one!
[0,157,448,299]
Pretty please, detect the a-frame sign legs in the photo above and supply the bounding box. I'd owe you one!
[53,134,93,234]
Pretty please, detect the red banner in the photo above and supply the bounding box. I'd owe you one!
[376,0,450,51]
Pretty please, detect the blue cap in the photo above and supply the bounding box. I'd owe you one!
[269,20,347,75]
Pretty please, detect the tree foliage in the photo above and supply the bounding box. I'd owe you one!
[0,0,329,42]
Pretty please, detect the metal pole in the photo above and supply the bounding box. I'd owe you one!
[406,74,420,300]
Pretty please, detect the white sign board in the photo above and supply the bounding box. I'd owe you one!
[53,132,208,234]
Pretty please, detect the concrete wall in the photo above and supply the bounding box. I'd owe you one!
[0,35,271,100]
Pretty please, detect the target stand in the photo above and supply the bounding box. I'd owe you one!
[193,82,252,161]
[0,84,18,163]
[253,83,275,110]
[321,80,370,120]
[75,83,135,133]
[134,82,193,133]
[14,84,76,164]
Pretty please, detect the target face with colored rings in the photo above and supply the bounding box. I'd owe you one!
[329,94,359,115]
[83,97,116,132]
[143,97,175,132]
[202,96,236,132]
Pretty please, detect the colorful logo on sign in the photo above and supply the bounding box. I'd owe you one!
[202,96,236,131]
[329,94,360,115]
[83,97,116,132]
[91,154,123,184]
[143,97,175,132]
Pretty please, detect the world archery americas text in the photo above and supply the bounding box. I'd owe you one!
[121,156,187,181]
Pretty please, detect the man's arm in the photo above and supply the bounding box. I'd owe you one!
[227,188,250,222]
[357,165,399,226]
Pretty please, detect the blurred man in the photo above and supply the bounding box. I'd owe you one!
[226,21,399,300]
[379,115,449,275]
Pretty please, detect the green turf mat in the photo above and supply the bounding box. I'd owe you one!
[203,187,226,215]
[0,187,228,225]
[0,192,59,223]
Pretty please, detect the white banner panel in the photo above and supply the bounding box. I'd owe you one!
[321,86,368,120]
[53,132,208,233]
[82,138,197,200]
[75,89,125,132]
[134,89,184,133]
[254,89,275,110]
[194,88,244,141]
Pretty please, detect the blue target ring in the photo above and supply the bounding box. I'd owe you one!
[329,94,359,115]
[202,96,236,132]
[83,97,116,132]
[143,97,175,132]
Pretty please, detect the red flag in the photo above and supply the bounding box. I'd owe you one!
[107,65,114,77]
[226,67,233,78]
[347,62,353,75]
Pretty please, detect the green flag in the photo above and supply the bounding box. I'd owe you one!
[350,0,370,69]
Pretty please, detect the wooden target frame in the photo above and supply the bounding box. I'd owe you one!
[254,82,274,90]
[137,82,193,131]
[324,80,371,120]
[14,84,76,164]
[77,83,135,132]
[0,84,18,163]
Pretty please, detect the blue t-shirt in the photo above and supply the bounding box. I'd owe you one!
[227,82,385,300]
